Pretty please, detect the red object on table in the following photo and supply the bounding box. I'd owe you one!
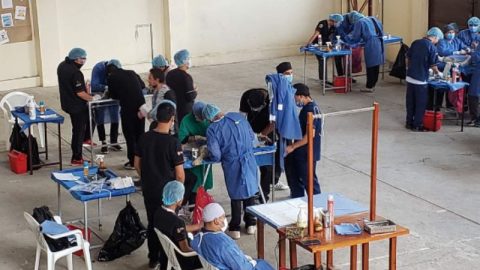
[192,186,215,224]
[67,224,92,256]
[423,110,443,131]
[8,150,27,174]
[333,76,351,93]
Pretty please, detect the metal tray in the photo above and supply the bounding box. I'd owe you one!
[364,220,396,234]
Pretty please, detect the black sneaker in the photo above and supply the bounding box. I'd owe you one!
[101,142,109,154]
[411,126,426,132]
[124,162,135,170]
[110,144,123,151]
[405,123,412,130]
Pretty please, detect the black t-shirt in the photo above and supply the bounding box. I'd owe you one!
[108,69,146,114]
[314,20,336,45]
[154,207,201,269]
[135,131,184,198]
[166,68,197,123]
[239,89,270,134]
[295,101,322,161]
[57,57,87,114]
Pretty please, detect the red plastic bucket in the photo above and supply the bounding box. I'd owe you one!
[423,110,443,131]
[8,150,27,174]
[333,76,351,93]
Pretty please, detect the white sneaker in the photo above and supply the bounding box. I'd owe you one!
[246,226,257,235]
[273,182,290,191]
[360,88,374,93]
[227,230,241,240]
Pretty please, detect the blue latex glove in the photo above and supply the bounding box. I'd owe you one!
[334,223,362,235]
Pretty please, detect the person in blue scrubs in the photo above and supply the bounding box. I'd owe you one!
[467,49,480,127]
[203,104,258,240]
[285,83,321,198]
[405,27,443,131]
[344,12,385,92]
[192,203,275,270]
[457,17,480,47]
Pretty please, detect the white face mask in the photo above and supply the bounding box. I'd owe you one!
[187,59,192,68]
[221,217,228,232]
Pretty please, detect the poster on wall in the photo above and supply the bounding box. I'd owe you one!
[14,5,25,20]
[1,0,13,9]
[1,12,13,27]
[0,29,9,45]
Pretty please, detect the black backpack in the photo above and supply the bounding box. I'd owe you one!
[9,120,41,170]
[32,206,75,252]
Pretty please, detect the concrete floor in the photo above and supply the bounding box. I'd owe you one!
[1,55,480,270]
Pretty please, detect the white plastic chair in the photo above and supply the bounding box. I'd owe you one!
[198,255,219,270]
[154,228,203,270]
[0,91,45,149]
[24,212,92,270]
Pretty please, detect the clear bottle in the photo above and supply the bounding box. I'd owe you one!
[28,100,36,120]
[335,35,343,51]
[39,101,45,115]
[327,195,335,226]
[317,34,322,45]
[297,206,308,229]
[83,161,89,177]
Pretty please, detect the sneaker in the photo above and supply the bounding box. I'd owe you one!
[466,120,476,127]
[82,139,97,147]
[411,126,426,132]
[124,162,135,170]
[71,159,85,166]
[405,123,412,130]
[352,78,357,83]
[273,182,290,191]
[246,226,257,235]
[101,142,109,154]
[360,88,375,93]
[110,144,123,151]
[148,260,159,269]
[227,230,241,240]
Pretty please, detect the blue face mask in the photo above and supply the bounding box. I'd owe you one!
[296,101,304,108]
[285,74,293,83]
[334,22,341,28]
[446,33,455,40]
[469,26,479,33]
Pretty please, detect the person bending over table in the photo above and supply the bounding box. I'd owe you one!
[285,84,322,198]
[192,203,275,270]
[134,102,196,268]
[405,27,443,132]
[203,104,258,240]
[147,68,177,131]
[305,13,345,84]
[155,181,202,270]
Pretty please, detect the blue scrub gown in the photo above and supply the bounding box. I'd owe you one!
[345,17,385,68]
[436,38,468,71]
[457,29,480,47]
[206,112,258,200]
[191,231,275,270]
[469,50,480,97]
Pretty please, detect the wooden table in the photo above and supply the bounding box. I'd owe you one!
[274,212,409,270]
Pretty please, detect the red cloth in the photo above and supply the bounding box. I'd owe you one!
[448,89,464,113]
[192,186,215,224]
[352,47,363,74]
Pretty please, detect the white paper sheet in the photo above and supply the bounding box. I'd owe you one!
[14,6,26,20]
[1,0,13,9]
[1,13,13,28]
[52,172,80,181]
[0,29,9,45]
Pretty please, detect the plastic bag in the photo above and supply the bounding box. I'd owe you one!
[97,202,147,261]
[389,43,409,80]
[192,186,215,224]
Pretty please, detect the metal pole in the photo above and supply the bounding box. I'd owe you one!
[368,0,373,16]
[369,102,379,221]
[304,51,307,84]
[88,101,93,162]
[307,112,314,237]
[271,122,277,201]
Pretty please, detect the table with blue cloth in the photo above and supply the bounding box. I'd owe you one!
[428,80,469,132]
[51,166,136,247]
[11,108,64,175]
[300,45,353,95]
[183,145,276,203]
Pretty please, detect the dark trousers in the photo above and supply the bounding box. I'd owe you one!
[427,87,446,111]
[259,145,282,202]
[316,55,344,81]
[68,110,88,161]
[229,196,257,231]
[97,123,119,143]
[366,65,380,89]
[406,83,428,128]
[121,112,145,165]
[285,154,321,198]
[468,95,479,122]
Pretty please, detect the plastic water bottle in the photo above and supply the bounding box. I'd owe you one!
[317,34,322,45]
[28,100,36,120]
[39,101,45,114]
[83,161,89,177]
[327,195,335,226]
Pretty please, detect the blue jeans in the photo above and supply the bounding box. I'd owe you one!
[406,83,428,128]
[285,154,321,198]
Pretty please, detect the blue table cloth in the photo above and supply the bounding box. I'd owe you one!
[300,46,352,57]
[51,167,136,202]
[383,36,402,45]
[428,80,469,92]
[11,108,64,132]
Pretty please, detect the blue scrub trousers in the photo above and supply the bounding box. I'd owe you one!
[285,153,321,198]
[406,83,428,128]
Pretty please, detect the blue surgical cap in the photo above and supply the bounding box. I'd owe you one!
[329,13,344,23]
[350,11,366,24]
[444,23,459,33]
[468,16,480,26]
[192,101,206,120]
[202,104,221,121]
[152,55,169,68]
[107,59,122,69]
[68,48,87,60]
[427,27,444,40]
[174,49,190,66]
[162,181,185,206]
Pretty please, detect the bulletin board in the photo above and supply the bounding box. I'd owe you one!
[0,0,32,45]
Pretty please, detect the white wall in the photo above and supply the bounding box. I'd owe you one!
[168,0,337,66]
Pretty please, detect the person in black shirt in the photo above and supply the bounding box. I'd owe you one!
[305,14,345,83]
[239,88,287,202]
[134,102,195,268]
[107,61,147,170]
[285,83,322,198]
[166,49,198,123]
[154,181,202,270]
[57,48,100,165]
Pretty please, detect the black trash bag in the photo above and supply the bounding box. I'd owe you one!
[32,206,75,252]
[10,120,41,170]
[97,202,147,261]
[389,43,409,80]
[293,265,315,270]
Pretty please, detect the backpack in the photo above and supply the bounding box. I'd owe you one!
[9,121,41,170]
[32,206,74,252]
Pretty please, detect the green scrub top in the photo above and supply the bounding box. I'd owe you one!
[178,113,213,191]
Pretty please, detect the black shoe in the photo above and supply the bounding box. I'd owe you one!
[124,162,135,170]
[110,144,123,151]
[148,260,159,269]
[352,78,357,83]
[101,142,109,154]
[411,126,426,132]
[405,123,412,130]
